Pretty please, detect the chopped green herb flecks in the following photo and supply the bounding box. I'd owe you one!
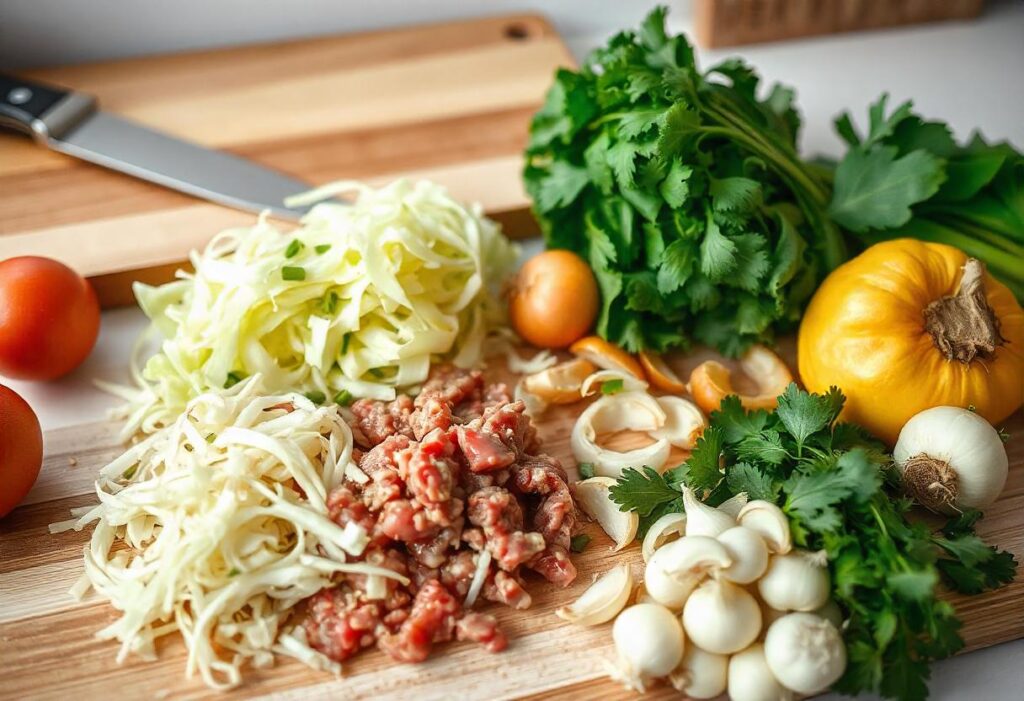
[333,389,354,406]
[577,462,596,480]
[122,465,138,480]
[224,371,246,388]
[321,291,339,315]
[570,534,591,553]
[314,244,332,254]
[284,239,304,258]
[304,390,326,404]
[600,379,625,395]
[281,266,306,281]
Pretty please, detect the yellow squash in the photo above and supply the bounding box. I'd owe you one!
[799,239,1024,445]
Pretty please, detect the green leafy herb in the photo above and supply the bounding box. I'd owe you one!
[284,239,304,258]
[600,378,625,395]
[831,94,1024,300]
[281,266,306,281]
[570,534,592,553]
[609,384,1016,701]
[524,7,842,356]
[577,462,596,480]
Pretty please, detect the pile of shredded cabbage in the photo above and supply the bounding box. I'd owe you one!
[109,179,519,436]
[51,375,408,690]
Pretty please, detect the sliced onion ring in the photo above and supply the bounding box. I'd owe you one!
[574,476,639,551]
[641,512,687,562]
[555,564,633,626]
[648,396,706,449]
[581,369,648,397]
[571,392,670,478]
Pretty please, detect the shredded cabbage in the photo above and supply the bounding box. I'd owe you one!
[56,375,408,690]
[115,179,519,436]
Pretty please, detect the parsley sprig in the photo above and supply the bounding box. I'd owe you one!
[609,386,1016,701]
[524,7,843,356]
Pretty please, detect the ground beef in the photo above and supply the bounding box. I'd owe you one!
[306,366,578,665]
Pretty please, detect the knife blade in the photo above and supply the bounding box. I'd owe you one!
[0,72,317,220]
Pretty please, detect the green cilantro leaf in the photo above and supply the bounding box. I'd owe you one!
[609,466,681,517]
[725,461,779,501]
[674,425,725,492]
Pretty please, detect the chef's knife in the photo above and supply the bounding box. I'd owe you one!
[0,72,317,220]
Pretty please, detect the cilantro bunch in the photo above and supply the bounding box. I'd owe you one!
[523,7,843,356]
[609,386,1016,701]
[830,95,1024,300]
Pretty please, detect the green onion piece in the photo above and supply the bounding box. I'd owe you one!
[340,332,351,354]
[227,567,240,577]
[224,371,246,388]
[321,291,339,315]
[368,368,385,379]
[122,465,138,480]
[600,379,625,395]
[284,239,304,258]
[577,462,596,480]
[205,433,216,443]
[305,390,326,404]
[314,244,331,254]
[570,534,591,553]
[282,266,306,281]
[333,389,354,406]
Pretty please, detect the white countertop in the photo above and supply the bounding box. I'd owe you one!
[3,2,1023,699]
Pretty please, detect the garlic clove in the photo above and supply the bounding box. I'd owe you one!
[717,526,769,584]
[611,603,685,692]
[737,500,792,554]
[757,550,831,612]
[670,645,729,699]
[556,564,633,626]
[727,642,793,701]
[645,535,731,610]
[571,392,671,478]
[682,578,762,655]
[648,396,706,449]
[683,487,735,538]
[641,512,687,562]
[717,491,749,519]
[575,477,639,551]
[764,612,846,695]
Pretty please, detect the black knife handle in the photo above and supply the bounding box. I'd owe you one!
[0,73,96,141]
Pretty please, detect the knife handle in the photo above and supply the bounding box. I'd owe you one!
[0,73,96,142]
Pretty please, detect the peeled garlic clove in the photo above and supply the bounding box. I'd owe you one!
[683,487,735,538]
[641,512,687,562]
[556,564,633,626]
[645,535,731,610]
[682,578,762,655]
[611,603,685,692]
[580,369,648,397]
[571,392,671,478]
[670,645,729,699]
[737,500,792,554]
[717,526,769,584]
[728,642,792,701]
[758,550,831,612]
[575,477,639,551]
[648,397,706,449]
[764,612,846,695]
[717,492,749,519]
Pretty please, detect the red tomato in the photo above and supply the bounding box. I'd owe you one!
[0,256,100,380]
[0,384,43,518]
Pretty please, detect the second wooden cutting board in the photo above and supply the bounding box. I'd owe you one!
[0,14,571,307]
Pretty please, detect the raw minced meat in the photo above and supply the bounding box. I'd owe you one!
[305,366,578,664]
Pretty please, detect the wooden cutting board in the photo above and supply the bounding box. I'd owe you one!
[1,345,1022,701]
[0,14,570,307]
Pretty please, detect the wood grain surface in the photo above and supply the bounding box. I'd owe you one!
[0,14,571,307]
[1,346,1021,701]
